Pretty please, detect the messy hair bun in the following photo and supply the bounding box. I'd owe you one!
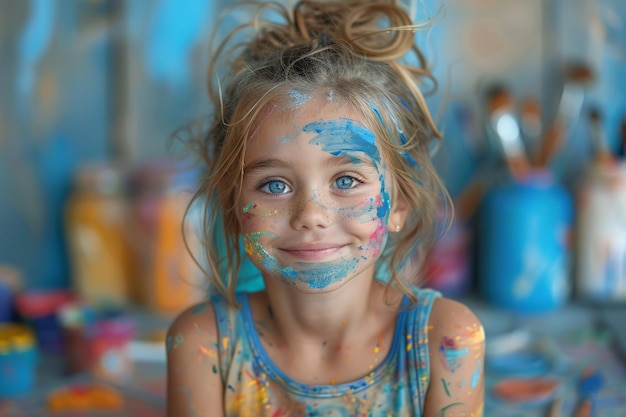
[203,0,440,154]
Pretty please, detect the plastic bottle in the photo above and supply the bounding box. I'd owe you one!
[129,161,206,314]
[576,162,626,302]
[65,163,132,308]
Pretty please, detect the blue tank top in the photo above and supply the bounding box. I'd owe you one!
[211,287,440,416]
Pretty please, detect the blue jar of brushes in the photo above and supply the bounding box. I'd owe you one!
[478,170,573,313]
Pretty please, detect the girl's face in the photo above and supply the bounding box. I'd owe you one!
[238,95,403,291]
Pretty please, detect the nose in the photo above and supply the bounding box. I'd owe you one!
[290,192,332,230]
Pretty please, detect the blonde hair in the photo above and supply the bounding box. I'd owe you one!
[188,0,452,306]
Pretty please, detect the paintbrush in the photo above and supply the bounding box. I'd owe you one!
[618,115,626,159]
[535,63,594,167]
[485,85,531,180]
[520,97,542,157]
[588,107,615,167]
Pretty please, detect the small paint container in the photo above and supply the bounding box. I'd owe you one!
[58,302,97,375]
[0,323,38,399]
[15,290,75,354]
[576,162,626,302]
[478,170,573,313]
[86,314,136,382]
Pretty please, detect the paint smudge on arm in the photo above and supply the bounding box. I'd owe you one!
[167,332,185,353]
[439,336,469,373]
[470,360,482,388]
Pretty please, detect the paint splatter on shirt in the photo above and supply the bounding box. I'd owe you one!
[211,287,440,416]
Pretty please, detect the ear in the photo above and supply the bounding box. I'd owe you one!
[388,195,409,232]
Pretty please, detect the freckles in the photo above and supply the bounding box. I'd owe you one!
[241,202,281,229]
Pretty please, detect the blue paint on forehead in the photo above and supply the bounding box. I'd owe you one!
[370,102,417,166]
[289,91,311,109]
[303,118,380,164]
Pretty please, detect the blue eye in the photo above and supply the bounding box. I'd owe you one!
[335,176,357,190]
[261,180,290,194]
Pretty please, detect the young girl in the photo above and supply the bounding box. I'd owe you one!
[167,1,485,416]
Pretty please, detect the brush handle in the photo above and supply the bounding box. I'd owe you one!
[535,122,564,167]
[619,117,626,158]
[507,154,531,180]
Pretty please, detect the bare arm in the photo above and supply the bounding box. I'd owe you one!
[424,298,485,417]
[166,302,224,417]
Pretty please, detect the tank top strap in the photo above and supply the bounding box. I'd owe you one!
[404,286,441,409]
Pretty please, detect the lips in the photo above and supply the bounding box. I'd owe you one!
[280,244,346,261]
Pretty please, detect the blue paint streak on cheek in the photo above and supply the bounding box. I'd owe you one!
[377,174,391,221]
[296,259,359,289]
[303,119,380,165]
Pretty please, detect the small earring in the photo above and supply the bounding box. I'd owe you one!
[395,225,401,232]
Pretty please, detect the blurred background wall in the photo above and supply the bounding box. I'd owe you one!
[0,0,625,294]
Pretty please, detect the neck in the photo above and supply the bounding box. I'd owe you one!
[261,272,401,345]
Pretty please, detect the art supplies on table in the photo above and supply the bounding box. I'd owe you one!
[65,163,133,309]
[0,375,164,417]
[478,170,573,313]
[0,324,38,399]
[128,161,206,315]
[575,161,626,302]
[58,303,136,383]
[14,290,75,355]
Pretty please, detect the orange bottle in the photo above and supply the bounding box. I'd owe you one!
[129,162,206,314]
[65,163,132,308]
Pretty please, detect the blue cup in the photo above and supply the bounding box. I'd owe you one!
[478,171,573,313]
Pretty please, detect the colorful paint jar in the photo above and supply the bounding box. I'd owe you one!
[478,171,573,313]
[86,314,136,383]
[576,162,626,302]
[0,323,38,398]
[15,290,75,354]
[129,161,206,314]
[65,163,133,308]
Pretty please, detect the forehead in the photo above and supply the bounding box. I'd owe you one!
[248,94,371,147]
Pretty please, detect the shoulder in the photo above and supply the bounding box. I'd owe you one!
[166,299,226,416]
[427,297,485,362]
[428,297,485,341]
[424,297,485,416]
[167,300,220,352]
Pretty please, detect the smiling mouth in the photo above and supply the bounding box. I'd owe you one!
[281,246,345,261]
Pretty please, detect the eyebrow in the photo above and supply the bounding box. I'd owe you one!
[244,158,291,175]
[244,154,373,175]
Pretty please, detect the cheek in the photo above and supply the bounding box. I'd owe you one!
[240,202,283,232]
[363,223,388,258]
[339,197,380,223]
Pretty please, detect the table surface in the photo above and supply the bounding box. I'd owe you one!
[1,298,625,417]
